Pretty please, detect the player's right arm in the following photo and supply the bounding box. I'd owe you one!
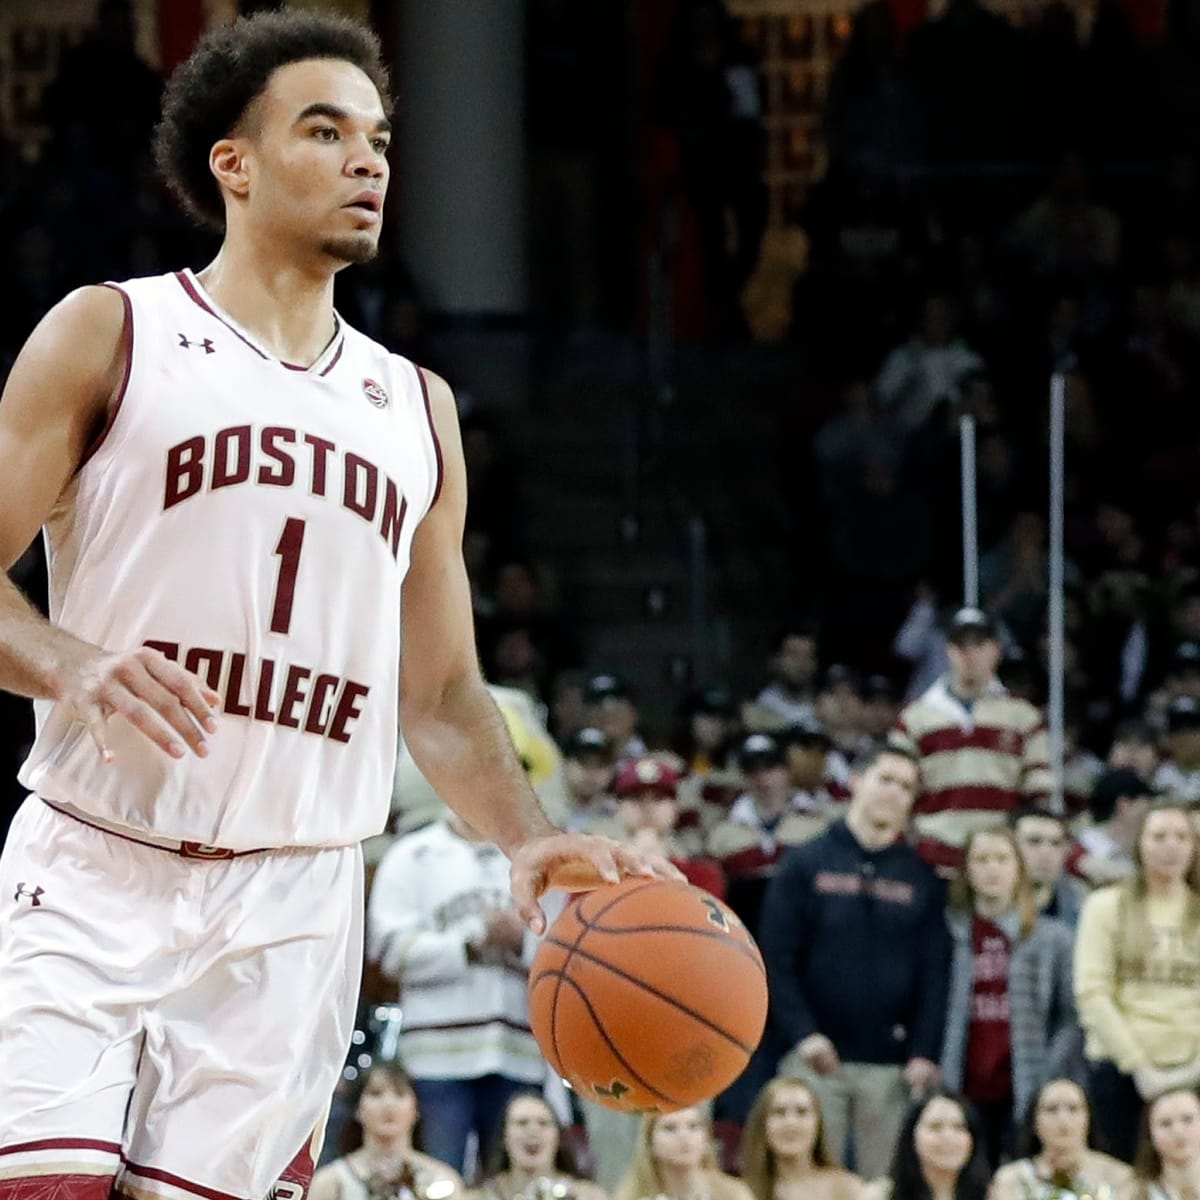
[0,285,218,760]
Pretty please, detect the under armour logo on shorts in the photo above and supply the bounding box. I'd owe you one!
[14,883,44,906]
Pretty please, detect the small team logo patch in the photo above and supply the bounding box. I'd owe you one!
[363,378,389,408]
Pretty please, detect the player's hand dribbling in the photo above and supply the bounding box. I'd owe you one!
[56,644,220,762]
[509,831,685,934]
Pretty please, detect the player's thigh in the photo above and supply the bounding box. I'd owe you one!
[0,800,153,1181]
[121,845,364,1200]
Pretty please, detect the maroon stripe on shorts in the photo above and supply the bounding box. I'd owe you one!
[120,1161,245,1200]
[0,1138,121,1158]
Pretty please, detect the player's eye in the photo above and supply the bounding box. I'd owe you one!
[371,137,390,153]
[313,126,339,141]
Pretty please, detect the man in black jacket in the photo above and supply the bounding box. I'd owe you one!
[759,743,949,1177]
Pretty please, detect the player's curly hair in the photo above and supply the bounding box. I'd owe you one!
[153,9,392,231]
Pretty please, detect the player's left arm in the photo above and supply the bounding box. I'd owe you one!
[399,370,677,930]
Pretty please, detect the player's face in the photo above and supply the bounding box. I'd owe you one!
[650,1107,709,1170]
[356,1071,417,1140]
[1139,809,1196,882]
[504,1096,559,1173]
[1033,1080,1089,1155]
[913,1098,972,1175]
[241,58,390,266]
[1149,1091,1200,1167]
[764,1084,820,1161]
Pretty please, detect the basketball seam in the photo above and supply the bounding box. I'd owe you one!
[546,885,656,1082]
[573,922,766,976]
[543,934,761,1055]
[539,968,679,1108]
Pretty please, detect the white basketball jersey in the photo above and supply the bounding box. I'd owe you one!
[19,269,442,850]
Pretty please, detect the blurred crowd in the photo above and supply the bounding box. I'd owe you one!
[6,2,1200,1200]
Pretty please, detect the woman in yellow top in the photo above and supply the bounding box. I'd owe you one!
[614,1107,754,1200]
[1074,802,1200,1162]
[472,1092,606,1200]
[310,1065,465,1200]
[988,1078,1132,1200]
[1128,1088,1200,1200]
[740,1077,863,1200]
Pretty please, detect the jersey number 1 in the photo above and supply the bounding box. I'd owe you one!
[270,517,306,635]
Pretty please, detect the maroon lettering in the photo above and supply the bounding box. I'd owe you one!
[253,658,278,722]
[224,653,252,717]
[258,427,297,487]
[144,639,180,660]
[304,435,336,497]
[343,453,378,522]
[380,480,406,558]
[164,437,205,510]
[277,665,312,729]
[328,680,370,744]
[184,646,225,692]
[305,674,340,735]
[212,425,252,490]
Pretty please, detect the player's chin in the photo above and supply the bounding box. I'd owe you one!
[319,231,380,266]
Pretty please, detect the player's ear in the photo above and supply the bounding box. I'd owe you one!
[210,139,251,201]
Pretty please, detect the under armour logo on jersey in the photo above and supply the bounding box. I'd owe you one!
[14,883,44,906]
[178,333,216,354]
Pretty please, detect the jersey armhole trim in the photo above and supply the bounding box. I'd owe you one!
[416,364,445,509]
[77,283,133,472]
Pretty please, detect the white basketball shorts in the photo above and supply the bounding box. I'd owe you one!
[0,797,364,1200]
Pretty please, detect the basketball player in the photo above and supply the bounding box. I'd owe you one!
[0,12,674,1200]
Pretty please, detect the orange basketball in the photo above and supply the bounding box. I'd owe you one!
[528,877,768,1114]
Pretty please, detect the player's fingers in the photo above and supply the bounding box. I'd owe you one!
[78,699,114,764]
[142,653,220,732]
[510,868,547,934]
[98,681,189,759]
[123,664,210,755]
[612,845,684,882]
[581,841,621,884]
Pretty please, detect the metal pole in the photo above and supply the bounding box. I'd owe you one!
[688,515,710,682]
[1047,374,1067,815]
[960,413,978,607]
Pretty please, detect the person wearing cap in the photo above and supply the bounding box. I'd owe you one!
[674,687,744,855]
[779,718,850,809]
[860,674,902,742]
[1108,718,1161,781]
[1068,767,1152,887]
[1153,695,1200,803]
[611,757,725,899]
[890,607,1054,873]
[705,733,836,933]
[562,727,618,834]
[759,744,950,1179]
[584,673,648,762]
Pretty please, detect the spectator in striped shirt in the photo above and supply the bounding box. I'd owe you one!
[889,607,1054,874]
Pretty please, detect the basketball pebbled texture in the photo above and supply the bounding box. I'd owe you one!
[528,877,769,1114]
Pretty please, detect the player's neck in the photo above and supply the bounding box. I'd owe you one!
[196,241,338,367]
